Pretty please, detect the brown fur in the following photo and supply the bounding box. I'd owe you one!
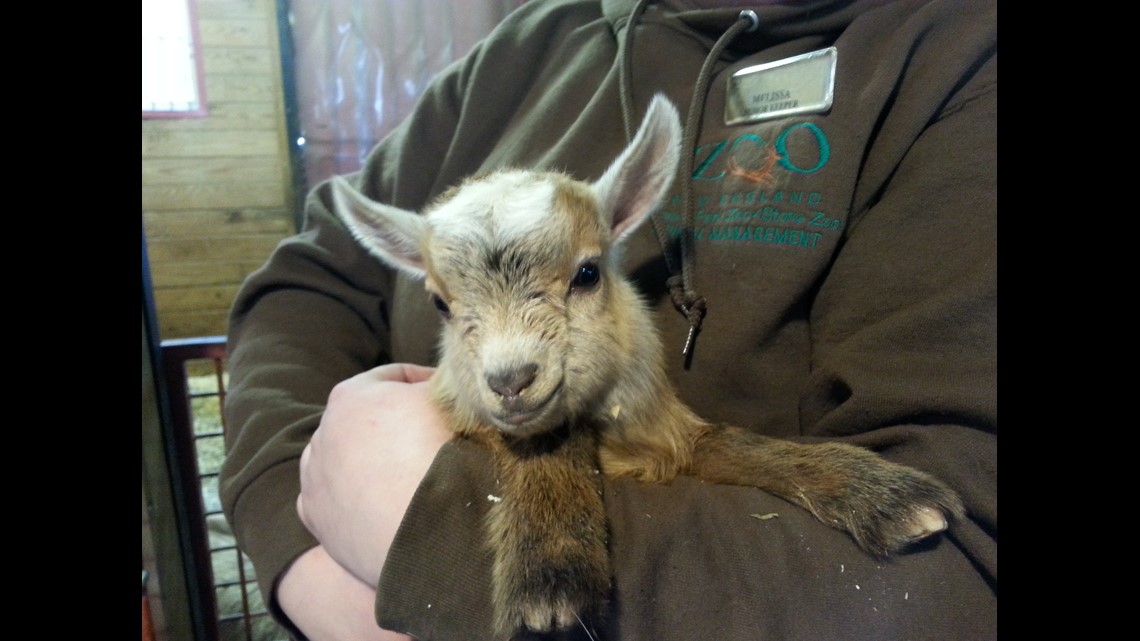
[331,96,964,639]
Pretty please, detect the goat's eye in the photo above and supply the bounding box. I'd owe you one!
[572,262,601,290]
[430,294,452,318]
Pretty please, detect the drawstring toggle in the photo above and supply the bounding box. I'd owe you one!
[667,275,707,369]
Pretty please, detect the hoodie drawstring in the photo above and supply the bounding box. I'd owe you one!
[619,1,759,369]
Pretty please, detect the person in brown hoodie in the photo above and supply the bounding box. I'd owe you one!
[220,1,996,639]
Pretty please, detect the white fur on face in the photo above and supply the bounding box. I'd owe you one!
[430,172,557,247]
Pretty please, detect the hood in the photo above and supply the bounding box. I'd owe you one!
[602,0,897,55]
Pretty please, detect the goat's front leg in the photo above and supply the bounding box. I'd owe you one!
[482,426,610,639]
[689,424,964,558]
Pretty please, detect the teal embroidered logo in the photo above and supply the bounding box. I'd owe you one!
[693,123,830,182]
[660,121,842,250]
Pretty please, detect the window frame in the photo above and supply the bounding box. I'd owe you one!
[143,0,208,119]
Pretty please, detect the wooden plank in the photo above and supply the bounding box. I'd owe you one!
[158,309,232,341]
[202,47,275,76]
[142,127,280,157]
[147,259,270,289]
[198,18,272,48]
[144,208,293,237]
[140,100,282,133]
[153,284,243,313]
[146,235,284,264]
[142,158,287,185]
[181,100,279,128]
[141,109,280,133]
[195,0,268,22]
[142,182,286,210]
[202,74,279,103]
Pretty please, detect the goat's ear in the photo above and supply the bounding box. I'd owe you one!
[330,175,429,278]
[592,94,682,246]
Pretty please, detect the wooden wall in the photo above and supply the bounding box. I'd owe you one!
[143,0,296,340]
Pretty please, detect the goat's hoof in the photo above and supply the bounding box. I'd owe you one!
[906,504,949,539]
[804,443,965,558]
[494,596,585,639]
[521,600,578,632]
[841,471,964,558]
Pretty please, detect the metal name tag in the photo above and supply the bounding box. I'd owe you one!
[725,47,837,125]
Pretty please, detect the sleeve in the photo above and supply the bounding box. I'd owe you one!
[217,49,470,633]
[801,55,998,585]
[374,48,997,641]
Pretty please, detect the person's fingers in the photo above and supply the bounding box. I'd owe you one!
[366,362,436,384]
[297,442,312,526]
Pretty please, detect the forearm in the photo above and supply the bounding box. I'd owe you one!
[279,546,412,641]
[375,439,499,637]
[376,439,995,640]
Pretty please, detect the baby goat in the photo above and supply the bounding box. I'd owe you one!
[331,95,963,639]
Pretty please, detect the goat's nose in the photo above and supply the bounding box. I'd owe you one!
[487,363,538,400]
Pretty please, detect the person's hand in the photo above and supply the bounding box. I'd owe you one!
[277,545,412,641]
[297,363,451,586]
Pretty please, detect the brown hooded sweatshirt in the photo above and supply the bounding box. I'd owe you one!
[221,0,996,638]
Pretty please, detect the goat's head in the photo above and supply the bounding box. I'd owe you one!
[332,95,682,437]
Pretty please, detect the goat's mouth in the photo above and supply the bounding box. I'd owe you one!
[490,383,563,434]
[501,408,542,426]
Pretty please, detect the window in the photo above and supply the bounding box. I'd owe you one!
[143,0,207,118]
